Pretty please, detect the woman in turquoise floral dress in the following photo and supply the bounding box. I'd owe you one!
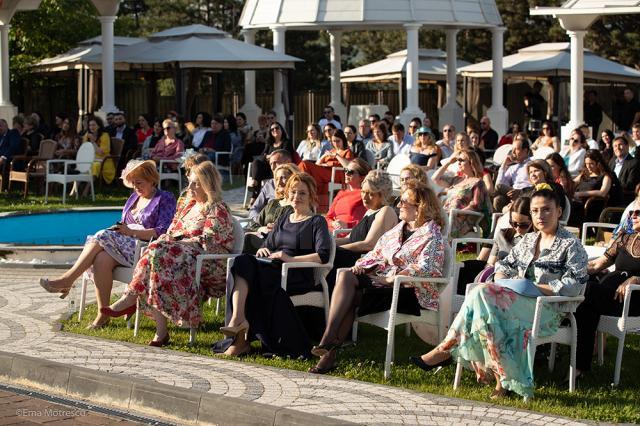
[411,186,588,399]
[101,161,234,346]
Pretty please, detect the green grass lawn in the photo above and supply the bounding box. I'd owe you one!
[62,299,640,423]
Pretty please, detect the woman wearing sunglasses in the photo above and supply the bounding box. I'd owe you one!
[248,121,294,201]
[575,203,640,378]
[325,159,371,233]
[432,148,492,238]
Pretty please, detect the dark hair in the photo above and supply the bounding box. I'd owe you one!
[410,117,422,126]
[503,196,532,242]
[331,129,348,149]
[224,114,238,133]
[270,148,292,162]
[579,149,615,181]
[139,113,152,128]
[392,122,405,132]
[55,112,69,121]
[571,127,587,148]
[88,115,107,139]
[345,124,357,134]
[194,111,212,127]
[267,121,288,145]
[541,120,555,136]
[531,186,562,209]
[322,122,337,131]
[349,157,372,176]
[373,122,388,141]
[211,114,224,125]
[527,159,554,183]
[236,112,247,122]
[369,113,381,121]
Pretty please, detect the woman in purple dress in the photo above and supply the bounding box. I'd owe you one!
[39,160,176,329]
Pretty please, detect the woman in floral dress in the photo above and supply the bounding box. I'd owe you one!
[310,181,445,374]
[101,161,234,346]
[410,187,588,399]
[40,160,176,329]
[432,148,492,238]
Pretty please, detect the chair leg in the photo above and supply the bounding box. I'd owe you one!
[352,320,358,343]
[78,274,89,321]
[133,301,140,337]
[453,359,463,390]
[62,181,67,204]
[597,331,605,366]
[384,325,396,380]
[548,342,557,372]
[215,298,220,315]
[613,334,626,386]
[405,323,411,337]
[189,328,196,345]
[44,181,49,203]
[90,178,95,202]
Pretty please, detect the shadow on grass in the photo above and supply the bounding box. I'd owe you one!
[63,299,640,423]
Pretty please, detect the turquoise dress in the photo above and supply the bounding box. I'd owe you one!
[440,227,588,397]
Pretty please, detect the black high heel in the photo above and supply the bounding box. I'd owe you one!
[409,355,452,373]
[311,342,341,357]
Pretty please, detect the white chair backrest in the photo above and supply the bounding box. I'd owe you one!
[532,146,555,160]
[230,216,245,254]
[492,144,512,166]
[426,169,443,196]
[560,196,571,224]
[386,154,411,188]
[75,142,96,173]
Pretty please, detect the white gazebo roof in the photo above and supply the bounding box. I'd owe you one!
[240,0,503,30]
[531,0,640,17]
[34,36,144,72]
[81,24,302,70]
[459,42,640,83]
[340,49,471,83]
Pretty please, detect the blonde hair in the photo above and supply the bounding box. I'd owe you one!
[182,153,209,174]
[274,163,300,199]
[362,170,393,205]
[414,131,435,149]
[190,161,222,208]
[126,160,160,187]
[285,172,318,210]
[400,164,428,184]
[403,181,445,229]
[459,149,484,178]
[162,118,175,129]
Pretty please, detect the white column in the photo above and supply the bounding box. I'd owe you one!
[239,29,261,129]
[438,29,463,132]
[0,24,16,122]
[398,23,425,127]
[486,27,508,136]
[328,30,347,123]
[271,25,286,121]
[98,15,118,114]
[568,29,585,128]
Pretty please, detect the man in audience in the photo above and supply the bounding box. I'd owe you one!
[408,117,422,137]
[318,105,342,130]
[614,88,640,132]
[383,111,395,127]
[109,111,138,171]
[388,123,414,156]
[105,112,116,133]
[248,149,292,219]
[424,117,439,140]
[493,138,532,211]
[357,119,372,143]
[479,116,499,151]
[200,115,231,164]
[609,136,640,203]
[368,113,380,127]
[436,124,455,159]
[266,110,277,128]
[579,124,599,150]
[631,122,640,156]
[0,119,22,189]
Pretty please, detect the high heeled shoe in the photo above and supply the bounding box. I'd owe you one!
[311,342,341,357]
[39,278,72,299]
[219,320,249,339]
[148,333,170,347]
[100,304,136,318]
[409,355,452,373]
[85,318,110,330]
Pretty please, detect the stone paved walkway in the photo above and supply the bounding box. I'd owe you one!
[0,267,593,425]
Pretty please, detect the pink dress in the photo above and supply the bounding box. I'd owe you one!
[127,198,234,327]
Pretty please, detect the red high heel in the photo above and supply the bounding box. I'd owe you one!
[100,304,136,318]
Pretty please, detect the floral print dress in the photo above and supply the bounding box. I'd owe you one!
[440,227,588,398]
[440,174,491,238]
[126,198,234,328]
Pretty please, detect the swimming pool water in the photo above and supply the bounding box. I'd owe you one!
[0,210,122,245]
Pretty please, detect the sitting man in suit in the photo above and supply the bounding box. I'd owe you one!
[0,118,23,190]
[109,111,138,173]
[609,136,640,204]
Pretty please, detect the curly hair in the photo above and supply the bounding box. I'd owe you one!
[402,181,445,229]
[362,170,394,205]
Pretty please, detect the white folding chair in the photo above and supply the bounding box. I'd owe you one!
[45,142,95,204]
[328,167,344,207]
[214,150,233,184]
[243,162,253,208]
[445,209,485,240]
[532,146,555,160]
[158,159,182,192]
[581,222,615,261]
[453,282,586,400]
[489,144,512,167]
[349,244,453,379]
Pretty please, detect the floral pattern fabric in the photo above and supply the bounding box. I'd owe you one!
[355,220,445,310]
[126,198,234,328]
[441,174,492,238]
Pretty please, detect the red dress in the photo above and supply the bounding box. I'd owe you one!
[298,148,354,210]
[325,189,366,232]
[127,198,234,328]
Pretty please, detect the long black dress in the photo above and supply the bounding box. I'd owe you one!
[213,213,331,358]
[575,232,640,371]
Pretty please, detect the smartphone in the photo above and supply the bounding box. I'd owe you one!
[108,221,123,230]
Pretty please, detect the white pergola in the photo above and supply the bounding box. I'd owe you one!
[239,0,508,134]
[530,0,640,132]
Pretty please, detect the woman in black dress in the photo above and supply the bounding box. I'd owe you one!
[575,207,640,376]
[248,121,294,200]
[215,172,331,358]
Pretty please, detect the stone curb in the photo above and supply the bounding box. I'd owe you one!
[0,351,351,426]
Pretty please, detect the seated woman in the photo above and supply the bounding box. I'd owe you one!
[432,149,492,238]
[392,164,428,212]
[54,117,80,158]
[39,160,176,328]
[531,121,560,152]
[411,187,588,399]
[299,129,354,211]
[243,163,299,254]
[327,170,398,286]
[99,161,235,346]
[500,160,566,213]
[150,119,185,163]
[364,122,392,169]
[342,125,366,162]
[248,121,294,202]
[325,158,371,233]
[569,149,622,225]
[598,129,615,163]
[142,119,164,159]
[296,123,325,162]
[76,116,114,195]
[310,181,445,374]
[410,127,441,170]
[214,172,332,358]
[575,205,640,377]
[546,152,575,200]
[561,128,587,177]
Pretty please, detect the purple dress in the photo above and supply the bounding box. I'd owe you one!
[86,190,176,267]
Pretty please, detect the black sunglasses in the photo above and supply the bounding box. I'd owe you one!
[630,209,640,217]
[510,220,532,229]
[345,169,358,176]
